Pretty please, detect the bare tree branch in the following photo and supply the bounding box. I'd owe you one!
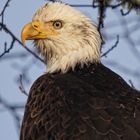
[0,23,45,64]
[101,35,119,57]
[19,75,28,96]
[0,39,15,57]
[0,0,11,29]
[120,8,132,16]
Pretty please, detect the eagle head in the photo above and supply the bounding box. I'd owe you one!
[21,2,101,73]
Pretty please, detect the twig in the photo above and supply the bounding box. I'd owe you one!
[0,23,45,64]
[0,0,11,16]
[0,39,15,57]
[109,1,125,9]
[120,8,132,16]
[101,35,119,57]
[0,0,11,29]
[19,75,28,96]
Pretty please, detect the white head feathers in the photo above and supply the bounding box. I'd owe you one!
[33,2,101,73]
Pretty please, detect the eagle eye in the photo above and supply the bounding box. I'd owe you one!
[53,20,63,29]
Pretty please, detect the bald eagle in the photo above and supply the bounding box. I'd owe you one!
[20,2,140,140]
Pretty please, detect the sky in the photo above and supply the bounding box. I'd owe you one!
[0,0,140,140]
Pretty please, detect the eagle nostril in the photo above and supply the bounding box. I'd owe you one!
[33,24,38,29]
[32,22,40,29]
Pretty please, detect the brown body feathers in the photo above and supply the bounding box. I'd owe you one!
[20,63,140,140]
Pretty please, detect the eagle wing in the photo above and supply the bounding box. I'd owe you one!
[20,73,140,140]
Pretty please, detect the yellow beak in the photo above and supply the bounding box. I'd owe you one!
[21,21,58,44]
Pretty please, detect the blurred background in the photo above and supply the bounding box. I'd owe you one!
[0,0,140,139]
